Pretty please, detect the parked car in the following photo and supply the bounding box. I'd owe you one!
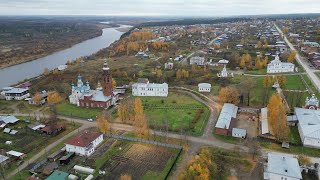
[87,118,93,122]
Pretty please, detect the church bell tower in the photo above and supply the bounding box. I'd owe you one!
[101,61,113,96]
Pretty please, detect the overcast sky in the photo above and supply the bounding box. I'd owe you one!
[0,0,319,16]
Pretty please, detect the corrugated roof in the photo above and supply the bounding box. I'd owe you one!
[198,83,211,88]
[267,153,302,179]
[0,155,9,164]
[215,103,238,129]
[0,116,19,124]
[260,108,269,134]
[295,107,320,139]
[65,131,102,147]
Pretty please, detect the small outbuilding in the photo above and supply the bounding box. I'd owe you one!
[45,170,69,180]
[232,128,247,138]
[198,83,211,92]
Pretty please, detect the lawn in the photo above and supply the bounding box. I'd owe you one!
[282,75,306,90]
[289,126,302,145]
[140,92,210,136]
[0,100,16,113]
[260,142,320,157]
[245,68,267,75]
[56,102,103,119]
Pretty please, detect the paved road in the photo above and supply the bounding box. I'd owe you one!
[179,52,194,65]
[274,23,320,93]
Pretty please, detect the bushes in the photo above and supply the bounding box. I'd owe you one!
[189,109,204,129]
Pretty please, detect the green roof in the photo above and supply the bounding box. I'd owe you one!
[45,170,69,180]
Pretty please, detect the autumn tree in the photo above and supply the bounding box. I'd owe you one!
[288,50,297,63]
[278,75,287,87]
[43,68,50,76]
[219,86,240,105]
[263,75,271,88]
[97,114,110,134]
[255,56,262,69]
[263,39,268,49]
[133,98,148,137]
[263,56,268,68]
[267,94,289,141]
[126,42,139,55]
[32,92,42,105]
[239,56,246,68]
[119,174,132,180]
[112,79,117,88]
[298,154,312,166]
[257,41,262,49]
[178,148,216,180]
[47,91,63,105]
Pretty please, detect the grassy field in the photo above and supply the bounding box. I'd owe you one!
[0,100,16,113]
[260,141,320,157]
[245,69,267,75]
[140,92,210,136]
[56,102,103,119]
[282,75,306,90]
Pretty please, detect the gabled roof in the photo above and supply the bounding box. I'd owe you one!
[267,153,302,179]
[65,131,102,148]
[295,107,320,139]
[0,155,9,164]
[215,103,238,129]
[0,116,19,124]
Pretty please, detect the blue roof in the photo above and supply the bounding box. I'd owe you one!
[45,170,69,180]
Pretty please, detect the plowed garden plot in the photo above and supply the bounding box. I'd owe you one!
[97,141,180,180]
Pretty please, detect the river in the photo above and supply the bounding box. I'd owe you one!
[0,25,131,89]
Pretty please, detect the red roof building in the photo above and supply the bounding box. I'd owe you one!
[65,131,103,156]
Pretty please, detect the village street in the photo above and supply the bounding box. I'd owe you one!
[4,87,320,179]
[274,23,320,92]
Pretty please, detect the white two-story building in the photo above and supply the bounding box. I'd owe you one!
[267,55,295,73]
[65,131,103,156]
[132,78,168,97]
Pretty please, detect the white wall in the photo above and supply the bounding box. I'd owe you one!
[268,173,300,180]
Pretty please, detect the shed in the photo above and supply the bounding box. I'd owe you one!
[45,170,69,180]
[232,128,247,138]
[6,150,24,159]
[0,155,9,165]
[74,165,95,174]
[260,108,270,135]
[42,162,58,175]
[84,175,94,180]
[59,152,75,165]
[198,83,211,92]
[68,174,78,180]
[48,148,65,162]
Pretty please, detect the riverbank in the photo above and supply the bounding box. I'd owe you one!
[0,25,129,89]
[0,22,121,69]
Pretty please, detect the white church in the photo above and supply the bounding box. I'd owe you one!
[267,55,295,73]
[132,78,168,97]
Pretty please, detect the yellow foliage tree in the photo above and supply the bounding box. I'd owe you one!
[240,56,246,68]
[288,50,296,63]
[263,75,271,88]
[257,41,262,49]
[255,56,262,69]
[43,68,50,76]
[263,40,268,49]
[119,174,132,180]
[112,79,117,88]
[267,94,289,141]
[133,98,148,137]
[47,91,63,105]
[278,75,287,87]
[97,114,109,134]
[218,86,240,105]
[32,92,42,105]
[263,56,269,68]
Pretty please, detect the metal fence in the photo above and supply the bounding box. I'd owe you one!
[104,134,182,149]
